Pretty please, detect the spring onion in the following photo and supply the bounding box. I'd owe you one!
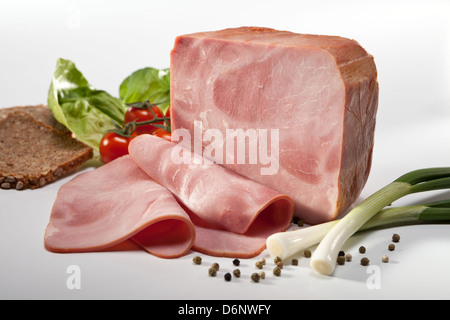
[309,167,450,275]
[266,198,450,260]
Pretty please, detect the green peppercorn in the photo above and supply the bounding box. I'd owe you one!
[233,269,241,278]
[208,267,217,276]
[361,257,370,266]
[233,258,240,266]
[276,261,283,269]
[337,255,345,265]
[224,273,232,281]
[255,260,264,269]
[359,246,366,254]
[392,233,400,243]
[193,256,202,265]
[303,249,311,258]
[251,272,260,283]
[388,244,395,251]
[273,266,281,276]
[211,263,220,271]
[259,258,266,265]
[291,258,298,266]
[274,256,282,264]
[296,219,304,227]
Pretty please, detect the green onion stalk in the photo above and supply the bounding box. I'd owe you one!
[266,199,450,261]
[310,167,450,275]
[266,167,450,276]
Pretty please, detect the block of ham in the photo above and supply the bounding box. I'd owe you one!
[170,27,379,224]
[129,134,294,258]
[44,155,196,259]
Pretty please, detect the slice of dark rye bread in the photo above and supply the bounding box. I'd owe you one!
[0,110,93,190]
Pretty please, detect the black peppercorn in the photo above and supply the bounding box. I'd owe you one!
[361,257,370,266]
[233,258,240,266]
[224,273,232,281]
[304,249,311,258]
[392,234,400,243]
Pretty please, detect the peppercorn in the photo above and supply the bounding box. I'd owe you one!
[255,260,264,269]
[345,253,352,262]
[276,261,283,269]
[224,272,232,281]
[291,258,298,266]
[233,258,240,266]
[392,233,400,243]
[382,255,389,263]
[251,272,260,283]
[292,216,300,224]
[192,256,202,265]
[259,258,266,265]
[303,249,311,258]
[337,255,345,265]
[361,257,370,266]
[208,267,217,276]
[338,250,345,257]
[297,219,304,227]
[233,269,241,278]
[359,246,366,254]
[274,256,282,264]
[273,266,281,276]
[211,263,220,271]
[388,244,395,251]
[258,271,266,279]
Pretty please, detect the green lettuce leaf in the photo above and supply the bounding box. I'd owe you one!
[119,67,170,114]
[48,58,128,152]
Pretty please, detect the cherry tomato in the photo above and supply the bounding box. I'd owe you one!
[99,132,136,164]
[152,128,171,141]
[124,104,164,135]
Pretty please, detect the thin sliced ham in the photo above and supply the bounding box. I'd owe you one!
[44,155,195,259]
[128,134,294,258]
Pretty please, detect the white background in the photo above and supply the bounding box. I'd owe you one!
[0,0,449,300]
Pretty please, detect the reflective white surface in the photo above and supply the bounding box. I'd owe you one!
[1,0,450,299]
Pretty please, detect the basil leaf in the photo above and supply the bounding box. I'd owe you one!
[48,58,127,152]
[119,67,170,113]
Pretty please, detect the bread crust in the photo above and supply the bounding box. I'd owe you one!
[0,108,93,190]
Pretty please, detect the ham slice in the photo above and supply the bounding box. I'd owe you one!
[44,155,195,259]
[128,134,294,258]
[170,27,379,224]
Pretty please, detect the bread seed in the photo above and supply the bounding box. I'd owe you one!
[15,181,24,190]
[1,183,11,189]
[5,176,15,183]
